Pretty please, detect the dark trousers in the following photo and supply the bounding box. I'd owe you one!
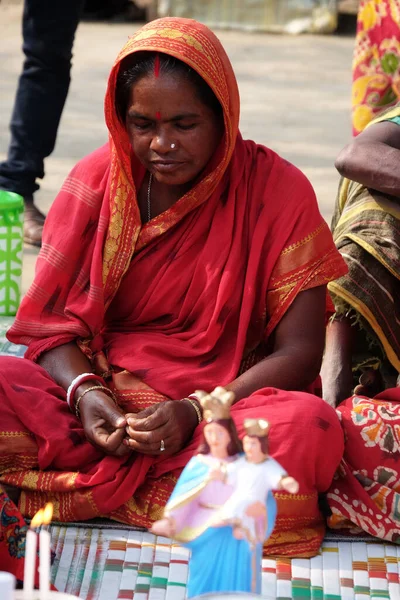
[0,0,85,198]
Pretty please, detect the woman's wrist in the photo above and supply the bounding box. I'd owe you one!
[181,396,203,425]
[75,384,118,419]
[66,372,105,411]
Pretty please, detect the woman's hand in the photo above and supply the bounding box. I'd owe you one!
[36,342,129,456]
[125,399,198,456]
[79,389,130,456]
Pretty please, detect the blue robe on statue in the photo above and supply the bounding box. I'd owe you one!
[163,454,277,598]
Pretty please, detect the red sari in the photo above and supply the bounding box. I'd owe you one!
[1,18,346,557]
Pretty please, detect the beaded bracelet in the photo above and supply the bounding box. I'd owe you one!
[66,373,105,412]
[75,384,118,418]
[182,397,203,425]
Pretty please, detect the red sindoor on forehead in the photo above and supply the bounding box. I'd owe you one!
[155,55,161,120]
[154,54,160,78]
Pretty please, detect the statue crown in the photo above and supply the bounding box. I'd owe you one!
[196,386,235,422]
[243,418,270,437]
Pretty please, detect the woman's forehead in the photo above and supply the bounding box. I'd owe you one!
[128,73,214,115]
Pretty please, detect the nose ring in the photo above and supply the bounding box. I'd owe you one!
[170,143,176,149]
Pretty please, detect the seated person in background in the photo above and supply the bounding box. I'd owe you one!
[322,104,400,407]
[322,106,400,542]
[0,17,347,558]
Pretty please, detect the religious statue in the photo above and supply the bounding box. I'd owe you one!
[151,387,299,598]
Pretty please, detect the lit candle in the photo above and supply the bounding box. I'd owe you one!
[23,508,43,597]
[39,502,54,600]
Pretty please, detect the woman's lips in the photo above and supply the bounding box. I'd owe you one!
[151,161,184,173]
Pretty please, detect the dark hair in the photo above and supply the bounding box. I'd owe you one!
[115,51,223,123]
[246,435,269,455]
[197,418,243,457]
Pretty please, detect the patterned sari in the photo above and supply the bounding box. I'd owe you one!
[0,487,27,585]
[352,0,400,135]
[329,104,400,389]
[327,106,400,540]
[328,388,400,541]
[0,18,346,557]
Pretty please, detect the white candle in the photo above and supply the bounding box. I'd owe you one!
[0,571,16,600]
[39,527,51,599]
[39,503,53,600]
[23,525,38,596]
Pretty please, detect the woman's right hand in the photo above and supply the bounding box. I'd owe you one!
[79,390,130,456]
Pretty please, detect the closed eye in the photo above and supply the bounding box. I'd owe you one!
[176,122,197,131]
[132,121,152,131]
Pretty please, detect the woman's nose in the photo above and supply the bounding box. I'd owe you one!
[150,130,171,154]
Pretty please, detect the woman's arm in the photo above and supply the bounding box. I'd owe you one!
[226,286,326,402]
[38,341,97,390]
[320,316,354,407]
[335,121,400,197]
[38,343,128,455]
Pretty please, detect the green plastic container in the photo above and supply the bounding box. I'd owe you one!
[0,191,24,316]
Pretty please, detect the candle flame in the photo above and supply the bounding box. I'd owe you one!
[42,502,53,525]
[29,503,53,528]
[30,508,44,529]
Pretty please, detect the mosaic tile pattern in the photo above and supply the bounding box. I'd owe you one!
[49,526,400,600]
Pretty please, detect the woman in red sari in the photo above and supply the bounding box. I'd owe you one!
[0,17,346,559]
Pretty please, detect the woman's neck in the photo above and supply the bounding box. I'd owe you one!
[151,175,192,209]
[139,172,193,223]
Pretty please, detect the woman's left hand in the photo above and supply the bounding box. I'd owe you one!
[124,399,199,455]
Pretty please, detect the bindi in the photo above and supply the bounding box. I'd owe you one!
[155,111,161,120]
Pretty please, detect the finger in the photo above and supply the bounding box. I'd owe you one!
[132,405,158,419]
[125,420,170,443]
[124,435,173,455]
[100,403,127,429]
[113,441,133,457]
[95,426,126,453]
[125,406,157,427]
[126,407,167,432]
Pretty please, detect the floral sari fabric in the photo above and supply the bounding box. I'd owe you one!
[352,0,400,135]
[328,388,400,541]
[0,486,27,584]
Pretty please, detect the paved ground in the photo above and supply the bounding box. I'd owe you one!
[0,2,355,295]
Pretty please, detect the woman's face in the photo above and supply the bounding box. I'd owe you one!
[125,71,223,187]
[203,422,231,456]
